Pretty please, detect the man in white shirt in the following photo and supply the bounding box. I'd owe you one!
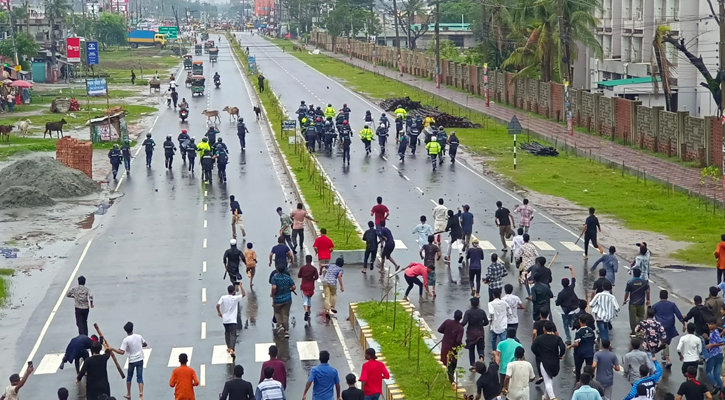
[217,284,246,358]
[412,215,434,249]
[488,288,509,349]
[502,284,524,335]
[109,321,147,400]
[510,228,525,269]
[432,198,448,246]
[677,323,702,376]
[503,347,535,400]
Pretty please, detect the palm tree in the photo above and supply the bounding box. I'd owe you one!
[652,25,674,111]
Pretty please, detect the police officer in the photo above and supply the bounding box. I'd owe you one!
[394,105,406,120]
[178,129,190,163]
[315,106,324,118]
[237,118,249,150]
[395,116,404,141]
[335,110,346,133]
[323,121,335,154]
[206,125,219,144]
[108,144,123,180]
[215,137,229,182]
[448,131,460,164]
[163,135,176,169]
[341,125,352,166]
[363,110,373,126]
[141,133,155,168]
[409,124,421,154]
[314,117,324,150]
[342,103,351,121]
[397,132,409,163]
[425,135,442,171]
[379,113,390,130]
[376,122,388,155]
[297,100,307,123]
[186,138,197,172]
[120,139,132,174]
[305,123,317,153]
[360,125,374,156]
[324,103,336,120]
[436,127,448,164]
[197,137,214,183]
[414,115,424,132]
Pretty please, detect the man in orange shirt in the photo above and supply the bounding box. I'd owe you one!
[715,234,725,284]
[169,353,198,400]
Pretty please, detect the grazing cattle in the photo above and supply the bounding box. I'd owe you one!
[0,125,13,143]
[201,109,221,124]
[222,106,239,122]
[16,119,31,137]
[44,118,67,138]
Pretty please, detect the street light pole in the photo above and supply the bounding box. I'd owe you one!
[435,0,440,88]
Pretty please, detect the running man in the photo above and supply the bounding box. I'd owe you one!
[494,201,516,253]
[582,207,604,259]
[513,199,534,234]
[432,198,448,246]
[216,285,245,359]
[108,322,148,400]
[379,221,400,271]
[371,196,389,235]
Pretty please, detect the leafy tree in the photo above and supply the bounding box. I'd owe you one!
[439,0,478,24]
[426,39,461,62]
[0,32,40,69]
[95,12,127,49]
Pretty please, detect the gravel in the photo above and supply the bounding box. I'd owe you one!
[0,186,56,209]
[0,157,99,200]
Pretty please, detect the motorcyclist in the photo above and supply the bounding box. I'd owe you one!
[376,122,388,154]
[186,138,197,172]
[215,137,228,182]
[120,139,132,174]
[359,125,374,156]
[425,135,442,171]
[342,103,351,120]
[305,124,318,153]
[323,121,336,154]
[237,118,249,150]
[364,110,373,125]
[108,144,123,180]
[163,135,176,169]
[170,89,179,109]
[198,137,214,183]
[394,105,407,120]
[324,103,336,120]
[178,129,190,163]
[213,72,221,84]
[142,133,155,168]
[206,125,219,144]
[448,131,460,164]
[379,113,390,130]
[178,98,189,111]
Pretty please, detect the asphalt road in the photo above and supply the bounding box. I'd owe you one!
[7,37,366,400]
[234,32,713,399]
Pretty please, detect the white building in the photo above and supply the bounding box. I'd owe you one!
[576,0,718,116]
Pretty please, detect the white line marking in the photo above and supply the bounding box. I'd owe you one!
[561,241,584,252]
[202,261,207,273]
[255,342,276,362]
[478,240,497,250]
[168,347,193,367]
[35,353,64,375]
[202,288,207,303]
[205,190,208,197]
[200,364,206,387]
[391,165,398,171]
[20,239,93,375]
[297,341,320,361]
[203,238,207,248]
[402,175,410,181]
[415,187,424,193]
[204,204,208,211]
[204,220,207,228]
[430,199,437,205]
[394,239,408,251]
[123,349,152,369]
[201,322,207,340]
[332,318,356,373]
[533,241,556,251]
[212,345,234,364]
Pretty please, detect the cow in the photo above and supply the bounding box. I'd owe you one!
[16,119,30,137]
[201,109,221,124]
[44,119,67,138]
[222,106,239,123]
[0,124,13,143]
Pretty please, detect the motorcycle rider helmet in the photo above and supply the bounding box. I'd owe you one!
[439,126,445,130]
[202,137,208,142]
[316,118,321,122]
[146,133,151,138]
[182,129,187,133]
[190,137,196,142]
[166,135,172,140]
[343,120,348,125]
[217,137,223,142]
[327,103,332,107]
[301,100,306,105]
[316,106,321,111]
[381,113,386,117]
[239,117,244,122]
[343,103,347,108]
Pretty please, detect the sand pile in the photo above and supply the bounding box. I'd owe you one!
[0,157,99,200]
[0,186,56,209]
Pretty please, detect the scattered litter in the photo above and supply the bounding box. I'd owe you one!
[0,186,56,209]
[0,157,100,199]
[0,247,19,258]
[520,141,559,156]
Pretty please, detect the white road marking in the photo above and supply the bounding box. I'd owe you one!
[430,199,437,205]
[202,288,207,303]
[20,239,93,375]
[561,241,584,252]
[204,220,207,228]
[204,203,208,211]
[296,341,320,361]
[205,190,208,197]
[402,175,410,181]
[415,187,424,193]
[202,261,207,273]
[533,241,556,251]
[35,353,64,375]
[391,165,398,170]
[255,342,276,362]
[201,322,207,339]
[212,345,234,364]
[203,238,207,248]
[123,349,152,369]
[394,239,408,251]
[331,318,356,373]
[199,364,206,387]
[168,347,193,367]
[478,240,497,250]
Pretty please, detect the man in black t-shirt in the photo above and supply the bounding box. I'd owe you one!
[220,365,255,400]
[590,269,610,299]
[223,239,246,294]
[582,207,604,259]
[676,366,712,400]
[624,268,650,334]
[420,235,441,268]
[494,200,516,253]
[475,351,502,399]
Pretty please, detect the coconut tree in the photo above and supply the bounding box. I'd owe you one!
[652,25,675,111]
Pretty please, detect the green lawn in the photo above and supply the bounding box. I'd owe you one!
[229,34,364,250]
[265,37,724,266]
[0,268,12,305]
[0,135,141,160]
[0,104,156,131]
[98,47,180,84]
[356,302,455,400]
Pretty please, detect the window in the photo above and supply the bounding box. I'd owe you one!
[448,35,464,47]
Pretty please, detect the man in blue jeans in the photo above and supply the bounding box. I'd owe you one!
[589,281,619,342]
[555,267,578,345]
[303,350,341,400]
[108,321,148,400]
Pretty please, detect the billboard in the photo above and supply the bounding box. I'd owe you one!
[86,41,99,65]
[66,37,81,63]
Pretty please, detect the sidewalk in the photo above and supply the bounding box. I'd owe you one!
[310,45,724,202]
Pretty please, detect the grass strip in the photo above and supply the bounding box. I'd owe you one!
[0,135,138,160]
[228,34,364,250]
[265,38,724,266]
[0,268,11,305]
[355,301,455,400]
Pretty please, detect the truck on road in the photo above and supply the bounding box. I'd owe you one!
[128,30,167,48]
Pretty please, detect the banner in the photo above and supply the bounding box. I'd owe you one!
[86,41,99,65]
[66,37,81,63]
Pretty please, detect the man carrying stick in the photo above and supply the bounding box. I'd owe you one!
[77,340,111,400]
[107,322,148,400]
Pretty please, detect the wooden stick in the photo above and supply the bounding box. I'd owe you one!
[546,252,559,268]
[94,323,126,379]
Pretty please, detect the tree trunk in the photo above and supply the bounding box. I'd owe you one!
[652,44,673,111]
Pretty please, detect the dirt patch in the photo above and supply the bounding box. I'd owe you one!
[0,186,55,209]
[0,157,100,198]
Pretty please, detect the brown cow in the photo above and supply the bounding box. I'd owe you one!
[0,124,12,143]
[44,118,67,138]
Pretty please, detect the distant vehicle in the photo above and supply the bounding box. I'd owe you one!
[128,29,167,48]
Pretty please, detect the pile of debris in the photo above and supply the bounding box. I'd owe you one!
[0,186,55,209]
[0,157,99,207]
[379,97,481,128]
[520,141,559,157]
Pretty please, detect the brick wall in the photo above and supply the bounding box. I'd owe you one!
[710,117,723,170]
[506,73,515,105]
[569,88,581,126]
[551,83,564,122]
[658,110,678,156]
[598,96,615,138]
[515,78,526,109]
[539,81,550,118]
[580,91,598,131]
[685,116,706,162]
[56,136,93,179]
[615,98,634,143]
[526,79,538,114]
[637,106,656,150]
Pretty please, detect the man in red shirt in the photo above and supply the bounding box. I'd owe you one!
[259,345,287,389]
[298,255,319,322]
[370,196,389,235]
[313,228,334,268]
[360,348,390,400]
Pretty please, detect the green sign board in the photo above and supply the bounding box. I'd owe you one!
[158,26,179,39]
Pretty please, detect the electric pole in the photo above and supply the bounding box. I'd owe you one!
[392,0,401,74]
[481,0,486,64]
[435,0,440,88]
[720,0,724,120]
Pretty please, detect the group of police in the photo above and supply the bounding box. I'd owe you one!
[294,100,460,171]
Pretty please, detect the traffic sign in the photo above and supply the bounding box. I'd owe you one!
[86,41,99,65]
[282,120,296,130]
[507,115,522,135]
[158,26,179,39]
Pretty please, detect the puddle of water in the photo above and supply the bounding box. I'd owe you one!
[76,198,116,229]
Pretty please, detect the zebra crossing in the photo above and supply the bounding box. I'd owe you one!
[431,238,584,253]
[33,340,322,376]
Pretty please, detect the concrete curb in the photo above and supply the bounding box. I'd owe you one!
[349,300,468,400]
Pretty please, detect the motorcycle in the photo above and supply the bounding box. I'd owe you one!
[179,108,189,122]
[214,79,221,89]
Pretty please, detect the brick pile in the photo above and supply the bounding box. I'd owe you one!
[56,137,93,179]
